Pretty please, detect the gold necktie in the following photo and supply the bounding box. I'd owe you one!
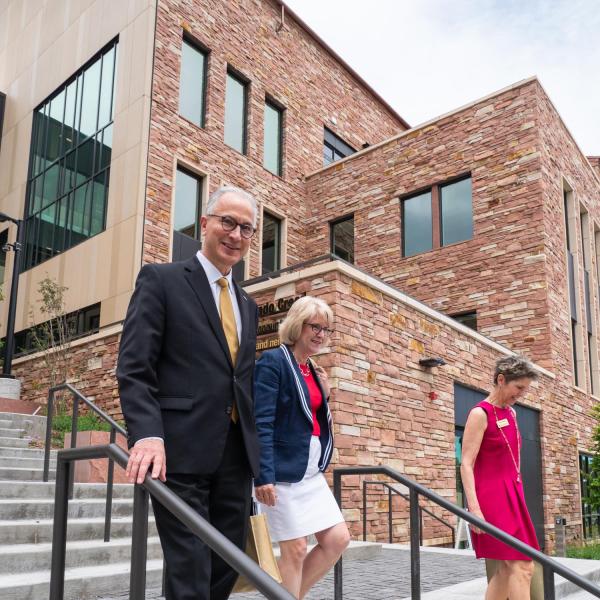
[217,277,239,422]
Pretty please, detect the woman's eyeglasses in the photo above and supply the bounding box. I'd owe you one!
[305,322,334,336]
[207,214,256,239]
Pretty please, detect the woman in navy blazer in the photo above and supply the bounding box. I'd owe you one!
[254,296,349,599]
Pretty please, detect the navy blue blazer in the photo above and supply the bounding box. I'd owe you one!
[254,344,334,486]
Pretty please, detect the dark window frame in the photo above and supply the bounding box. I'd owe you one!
[261,210,282,274]
[174,164,203,239]
[450,310,477,331]
[401,173,472,258]
[224,67,249,155]
[22,37,118,271]
[0,91,6,153]
[263,96,284,176]
[323,127,355,166]
[330,214,355,263]
[179,33,209,128]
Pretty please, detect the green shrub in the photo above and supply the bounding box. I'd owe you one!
[566,543,600,560]
[51,412,116,447]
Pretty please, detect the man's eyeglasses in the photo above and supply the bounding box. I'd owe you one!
[207,214,256,239]
[305,322,334,336]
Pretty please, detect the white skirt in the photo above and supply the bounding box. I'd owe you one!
[258,436,344,542]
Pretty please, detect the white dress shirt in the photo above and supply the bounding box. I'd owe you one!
[136,252,242,446]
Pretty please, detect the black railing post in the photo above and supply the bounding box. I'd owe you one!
[543,564,555,600]
[104,427,116,542]
[68,395,79,499]
[130,484,149,600]
[333,470,343,600]
[43,388,55,482]
[409,488,421,600]
[388,486,393,543]
[362,481,367,542]
[419,506,423,546]
[49,456,71,600]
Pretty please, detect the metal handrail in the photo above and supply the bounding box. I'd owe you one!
[362,480,455,547]
[43,382,127,541]
[334,465,600,600]
[49,443,293,600]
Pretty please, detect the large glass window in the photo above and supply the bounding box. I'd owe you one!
[323,127,355,166]
[172,167,202,262]
[441,177,473,245]
[330,215,354,263]
[224,70,247,154]
[403,191,432,257]
[23,40,118,270]
[262,212,281,274]
[264,100,283,176]
[179,38,207,127]
[579,453,600,539]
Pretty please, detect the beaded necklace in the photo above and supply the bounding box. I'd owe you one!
[491,402,521,482]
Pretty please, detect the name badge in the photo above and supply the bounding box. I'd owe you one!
[496,418,509,428]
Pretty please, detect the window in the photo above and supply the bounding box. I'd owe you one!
[172,167,202,262]
[401,175,472,257]
[403,191,432,257]
[451,311,477,331]
[581,210,597,394]
[579,453,600,539]
[179,37,207,127]
[261,212,281,274]
[330,215,354,263]
[323,127,355,166]
[441,177,473,245]
[23,39,118,270]
[224,70,247,153]
[0,91,5,153]
[264,100,283,176]
[0,229,7,286]
[11,303,100,357]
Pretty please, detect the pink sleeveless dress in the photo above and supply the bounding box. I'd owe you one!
[470,400,539,560]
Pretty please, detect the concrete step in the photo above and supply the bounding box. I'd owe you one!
[0,515,158,544]
[0,536,163,574]
[0,558,163,600]
[0,467,55,480]
[0,446,57,458]
[0,436,32,448]
[0,427,25,438]
[0,497,136,520]
[0,456,56,468]
[0,419,12,428]
[0,480,134,499]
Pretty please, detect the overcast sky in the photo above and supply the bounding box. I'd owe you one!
[284,0,600,156]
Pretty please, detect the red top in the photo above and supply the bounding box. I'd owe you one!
[302,368,323,436]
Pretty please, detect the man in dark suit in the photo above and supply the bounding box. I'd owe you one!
[117,185,260,600]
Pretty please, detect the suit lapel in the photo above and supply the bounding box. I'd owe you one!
[280,345,313,424]
[183,257,232,365]
[233,282,251,369]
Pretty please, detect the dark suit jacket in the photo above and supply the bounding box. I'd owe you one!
[116,256,260,476]
[254,344,334,486]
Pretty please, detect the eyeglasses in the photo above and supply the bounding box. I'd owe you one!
[305,322,334,336]
[207,214,256,239]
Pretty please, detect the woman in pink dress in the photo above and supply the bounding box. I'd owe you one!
[461,355,539,600]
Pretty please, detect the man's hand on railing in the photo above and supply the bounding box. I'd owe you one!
[126,439,167,484]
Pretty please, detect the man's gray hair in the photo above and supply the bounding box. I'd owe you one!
[206,186,258,226]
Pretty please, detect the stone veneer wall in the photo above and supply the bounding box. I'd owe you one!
[304,79,555,369]
[144,0,405,269]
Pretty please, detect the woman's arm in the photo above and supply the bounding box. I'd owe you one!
[460,407,487,534]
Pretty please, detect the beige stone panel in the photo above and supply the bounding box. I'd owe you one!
[126,95,150,153]
[128,5,155,104]
[101,289,135,327]
[7,116,33,200]
[0,126,17,199]
[6,62,36,132]
[39,0,69,58]
[31,45,60,114]
[58,16,82,84]
[0,6,8,58]
[128,0,155,24]
[98,0,129,48]
[66,0,95,28]
[112,20,133,116]
[16,9,42,80]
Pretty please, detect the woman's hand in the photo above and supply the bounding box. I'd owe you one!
[468,508,486,535]
[255,483,277,507]
[314,363,331,398]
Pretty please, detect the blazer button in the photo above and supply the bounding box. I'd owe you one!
[226,406,233,415]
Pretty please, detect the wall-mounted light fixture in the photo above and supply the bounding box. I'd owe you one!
[419,357,446,368]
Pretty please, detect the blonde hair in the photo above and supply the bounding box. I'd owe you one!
[279,296,334,345]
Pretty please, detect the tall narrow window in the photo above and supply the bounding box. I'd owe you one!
[581,210,597,394]
[264,100,283,176]
[179,38,207,127]
[262,212,281,274]
[441,177,473,245]
[323,127,355,166]
[579,453,599,539]
[403,191,433,257]
[330,215,354,263]
[23,39,118,270]
[173,167,202,262]
[224,70,247,153]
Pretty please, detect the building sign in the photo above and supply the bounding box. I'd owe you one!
[255,294,304,353]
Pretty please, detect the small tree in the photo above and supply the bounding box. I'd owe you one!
[585,403,600,512]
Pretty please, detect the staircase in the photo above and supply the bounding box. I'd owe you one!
[0,411,164,600]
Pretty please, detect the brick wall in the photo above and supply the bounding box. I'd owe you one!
[144,0,405,268]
